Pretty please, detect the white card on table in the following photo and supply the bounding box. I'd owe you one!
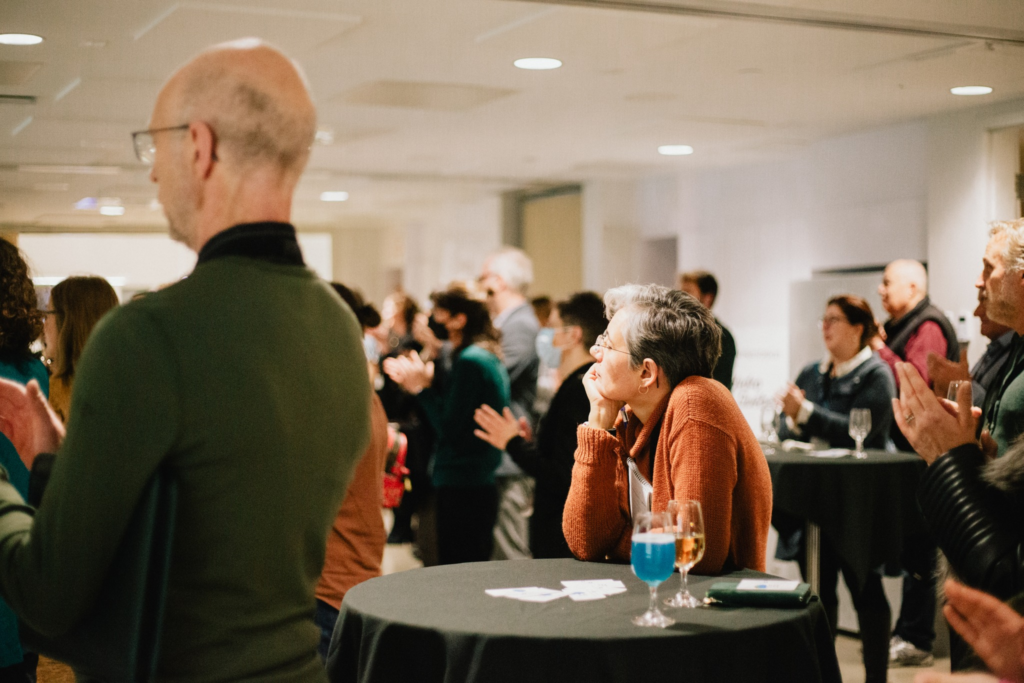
[485,587,566,602]
[564,589,608,601]
[560,579,626,595]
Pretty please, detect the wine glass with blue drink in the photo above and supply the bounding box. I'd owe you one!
[630,511,676,628]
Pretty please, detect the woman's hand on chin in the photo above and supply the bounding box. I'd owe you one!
[583,363,623,430]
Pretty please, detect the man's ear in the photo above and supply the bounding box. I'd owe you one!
[189,121,217,180]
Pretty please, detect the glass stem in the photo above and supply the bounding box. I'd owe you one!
[649,585,658,613]
[681,568,689,595]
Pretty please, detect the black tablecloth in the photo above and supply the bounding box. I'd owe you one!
[327,558,841,683]
[765,448,927,591]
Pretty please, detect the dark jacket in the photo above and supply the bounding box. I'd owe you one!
[506,363,590,559]
[418,344,511,487]
[713,318,736,391]
[779,350,896,450]
[918,442,1024,601]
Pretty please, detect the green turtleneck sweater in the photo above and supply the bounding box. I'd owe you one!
[0,253,370,683]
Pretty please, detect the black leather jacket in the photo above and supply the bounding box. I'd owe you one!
[917,444,1024,600]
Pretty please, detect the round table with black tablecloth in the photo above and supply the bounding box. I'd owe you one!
[764,448,926,594]
[326,558,841,683]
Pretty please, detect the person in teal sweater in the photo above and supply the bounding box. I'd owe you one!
[385,284,510,565]
[0,240,48,682]
[0,41,370,682]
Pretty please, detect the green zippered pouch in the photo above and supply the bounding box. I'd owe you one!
[705,580,813,608]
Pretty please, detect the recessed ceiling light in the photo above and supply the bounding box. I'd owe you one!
[0,34,43,46]
[950,85,993,96]
[99,206,125,216]
[658,145,694,156]
[321,191,349,202]
[514,58,562,70]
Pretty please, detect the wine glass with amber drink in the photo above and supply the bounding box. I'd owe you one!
[664,500,705,608]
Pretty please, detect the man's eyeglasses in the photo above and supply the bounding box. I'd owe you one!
[593,332,630,356]
[130,124,190,165]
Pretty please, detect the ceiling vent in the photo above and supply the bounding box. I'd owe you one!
[335,81,516,111]
[0,61,42,86]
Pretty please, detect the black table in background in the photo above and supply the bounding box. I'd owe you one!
[327,558,841,683]
[765,448,926,594]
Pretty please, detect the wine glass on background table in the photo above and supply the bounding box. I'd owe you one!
[849,408,871,459]
[630,511,676,628]
[761,401,781,454]
[664,500,705,608]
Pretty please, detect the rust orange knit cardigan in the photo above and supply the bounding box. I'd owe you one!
[562,376,773,573]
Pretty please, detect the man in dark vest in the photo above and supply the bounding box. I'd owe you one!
[874,259,960,387]
[871,259,958,669]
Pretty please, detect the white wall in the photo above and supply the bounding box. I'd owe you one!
[402,196,503,304]
[19,232,335,295]
[926,99,1024,365]
[583,121,931,428]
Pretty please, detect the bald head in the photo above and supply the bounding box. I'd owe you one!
[879,259,928,319]
[156,39,316,181]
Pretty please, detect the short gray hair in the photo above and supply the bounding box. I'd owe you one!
[487,247,533,295]
[604,283,721,387]
[990,219,1024,273]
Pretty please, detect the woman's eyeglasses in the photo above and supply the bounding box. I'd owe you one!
[818,315,848,329]
[593,332,630,355]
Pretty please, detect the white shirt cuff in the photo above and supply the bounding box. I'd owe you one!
[795,399,815,426]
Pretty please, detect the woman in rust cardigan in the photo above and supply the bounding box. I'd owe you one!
[562,284,772,574]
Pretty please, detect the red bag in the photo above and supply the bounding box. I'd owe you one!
[382,425,409,509]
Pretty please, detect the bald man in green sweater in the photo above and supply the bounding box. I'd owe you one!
[0,41,370,682]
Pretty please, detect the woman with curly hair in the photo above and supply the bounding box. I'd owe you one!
[42,276,119,423]
[0,238,47,680]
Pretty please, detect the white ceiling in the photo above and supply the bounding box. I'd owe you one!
[2,0,1024,231]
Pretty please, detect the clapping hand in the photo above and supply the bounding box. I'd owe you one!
[0,378,65,470]
[892,362,979,464]
[914,580,1024,683]
[382,350,433,395]
[780,383,805,420]
[914,674,998,683]
[945,580,1024,683]
[473,405,529,450]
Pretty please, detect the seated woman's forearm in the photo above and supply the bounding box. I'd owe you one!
[562,426,630,561]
